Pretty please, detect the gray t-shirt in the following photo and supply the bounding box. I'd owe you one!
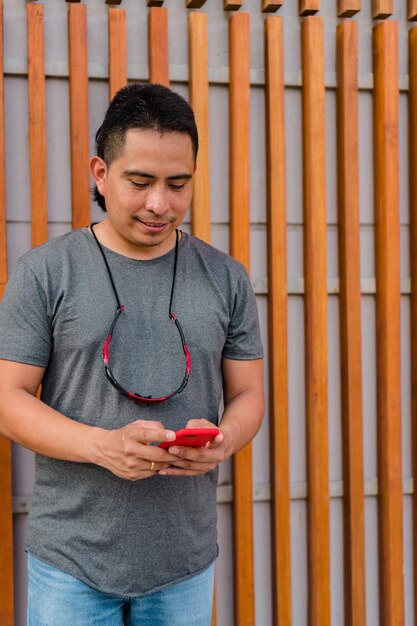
[0,228,263,596]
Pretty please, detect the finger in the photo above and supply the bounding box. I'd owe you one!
[135,425,176,445]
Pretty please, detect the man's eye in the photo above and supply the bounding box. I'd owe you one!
[131,181,148,188]
[169,184,186,191]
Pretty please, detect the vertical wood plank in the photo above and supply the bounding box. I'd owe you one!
[301,17,330,626]
[336,20,366,626]
[265,16,292,626]
[186,0,207,9]
[27,3,48,247]
[108,8,127,100]
[189,12,210,244]
[148,8,169,86]
[372,0,393,19]
[409,1,417,21]
[224,0,243,11]
[409,26,417,626]
[338,0,361,17]
[68,3,90,230]
[262,0,283,13]
[229,13,254,626]
[373,20,404,626]
[299,0,320,16]
[0,8,12,624]
[0,0,6,289]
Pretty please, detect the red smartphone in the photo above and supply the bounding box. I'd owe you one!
[158,427,220,448]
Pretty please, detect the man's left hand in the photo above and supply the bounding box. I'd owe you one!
[158,419,229,476]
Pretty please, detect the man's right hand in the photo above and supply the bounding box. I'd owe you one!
[93,420,177,481]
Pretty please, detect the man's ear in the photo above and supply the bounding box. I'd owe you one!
[89,156,107,195]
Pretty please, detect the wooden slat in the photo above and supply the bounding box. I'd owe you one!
[108,8,127,100]
[224,0,243,12]
[409,1,417,21]
[27,3,48,247]
[68,4,90,230]
[106,0,122,5]
[338,0,361,17]
[186,0,206,8]
[299,0,320,16]
[410,25,417,626]
[373,20,404,626]
[372,0,393,18]
[148,8,169,86]
[189,12,210,244]
[265,16,292,626]
[229,13,254,626]
[0,0,6,288]
[147,0,164,8]
[262,0,283,13]
[0,10,12,625]
[301,17,330,626]
[336,21,366,626]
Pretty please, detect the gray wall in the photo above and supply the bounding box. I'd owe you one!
[5,0,415,624]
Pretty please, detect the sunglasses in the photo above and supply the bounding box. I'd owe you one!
[90,223,191,404]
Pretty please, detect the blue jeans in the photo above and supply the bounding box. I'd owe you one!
[27,553,215,626]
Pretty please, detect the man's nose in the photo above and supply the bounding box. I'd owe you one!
[144,185,170,215]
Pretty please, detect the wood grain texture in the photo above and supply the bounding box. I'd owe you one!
[265,16,292,626]
[301,16,330,626]
[338,0,361,17]
[372,0,393,18]
[409,0,417,21]
[148,8,169,86]
[299,0,320,16]
[409,26,417,626]
[27,3,48,247]
[68,4,90,230]
[189,12,210,244]
[0,10,12,622]
[229,13,254,626]
[109,8,127,99]
[262,0,283,13]
[336,21,366,626]
[373,20,404,626]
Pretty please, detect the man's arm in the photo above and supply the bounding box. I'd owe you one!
[0,359,178,480]
[158,357,264,476]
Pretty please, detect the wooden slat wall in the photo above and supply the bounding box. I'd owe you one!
[336,20,366,626]
[0,1,13,622]
[338,0,361,17]
[299,1,320,16]
[301,16,330,626]
[373,0,393,19]
[189,12,211,244]
[148,8,169,86]
[27,3,48,248]
[68,4,90,230]
[108,8,127,100]
[229,12,255,626]
[264,16,292,626]
[409,25,417,626]
[373,21,404,626]
[409,1,417,21]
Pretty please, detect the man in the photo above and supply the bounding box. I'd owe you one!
[0,83,264,626]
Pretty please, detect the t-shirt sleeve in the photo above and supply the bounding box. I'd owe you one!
[222,268,264,360]
[0,259,52,367]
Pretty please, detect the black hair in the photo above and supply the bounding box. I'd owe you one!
[92,83,199,211]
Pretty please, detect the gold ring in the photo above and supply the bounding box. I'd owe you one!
[149,460,155,471]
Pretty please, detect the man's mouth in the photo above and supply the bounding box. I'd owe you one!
[135,218,169,231]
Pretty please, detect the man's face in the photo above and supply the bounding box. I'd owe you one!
[90,129,195,257]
